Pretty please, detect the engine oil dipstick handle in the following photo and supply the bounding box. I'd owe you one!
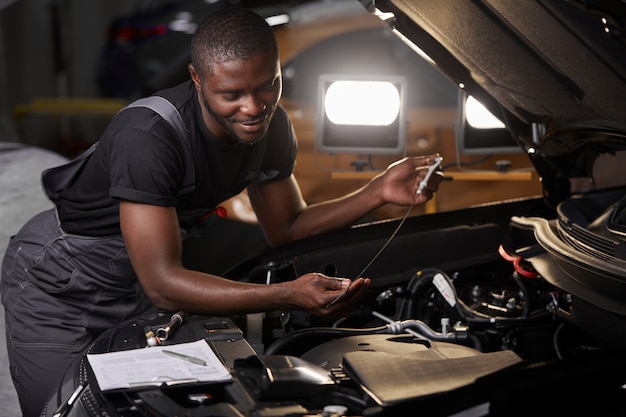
[156,311,185,341]
[417,156,443,195]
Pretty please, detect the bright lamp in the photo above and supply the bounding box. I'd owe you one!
[316,74,407,155]
[456,91,521,154]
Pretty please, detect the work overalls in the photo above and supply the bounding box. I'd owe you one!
[1,96,189,417]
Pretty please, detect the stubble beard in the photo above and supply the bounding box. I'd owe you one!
[202,95,275,145]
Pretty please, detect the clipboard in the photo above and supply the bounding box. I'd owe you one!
[86,339,232,392]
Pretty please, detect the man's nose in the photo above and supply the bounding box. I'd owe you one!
[241,96,266,115]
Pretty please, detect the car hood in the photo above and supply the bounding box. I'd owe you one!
[362,0,626,206]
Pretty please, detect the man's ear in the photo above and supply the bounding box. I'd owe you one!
[188,64,201,90]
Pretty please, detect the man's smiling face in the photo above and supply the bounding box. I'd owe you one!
[190,51,282,145]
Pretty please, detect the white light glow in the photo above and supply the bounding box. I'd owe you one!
[266,14,290,26]
[466,95,505,129]
[392,29,435,66]
[324,81,400,126]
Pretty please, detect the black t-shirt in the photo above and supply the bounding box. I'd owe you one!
[56,80,298,236]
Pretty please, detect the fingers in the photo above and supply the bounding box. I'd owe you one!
[296,273,370,319]
[408,153,442,167]
[323,278,370,320]
[345,278,370,299]
[304,274,370,317]
[311,273,351,290]
[327,276,351,290]
[325,277,370,307]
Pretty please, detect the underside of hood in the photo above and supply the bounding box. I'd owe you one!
[368,0,626,130]
[365,0,626,205]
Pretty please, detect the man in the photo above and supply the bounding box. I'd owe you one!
[1,7,443,417]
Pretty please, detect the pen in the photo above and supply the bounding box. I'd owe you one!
[417,156,443,195]
[162,349,207,366]
[52,383,86,417]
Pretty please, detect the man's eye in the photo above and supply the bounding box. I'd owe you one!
[223,95,239,102]
[261,79,280,91]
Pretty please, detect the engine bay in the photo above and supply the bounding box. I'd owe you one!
[44,193,626,416]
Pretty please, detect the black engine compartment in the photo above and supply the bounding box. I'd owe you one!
[45,193,626,416]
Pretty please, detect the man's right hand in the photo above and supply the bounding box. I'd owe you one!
[287,273,371,321]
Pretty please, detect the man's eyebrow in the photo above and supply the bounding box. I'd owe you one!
[215,77,278,94]
[216,87,241,94]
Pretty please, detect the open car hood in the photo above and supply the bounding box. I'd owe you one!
[364,0,626,205]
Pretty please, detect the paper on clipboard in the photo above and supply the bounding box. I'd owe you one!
[87,339,232,391]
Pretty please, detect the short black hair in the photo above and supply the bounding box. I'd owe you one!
[191,7,279,76]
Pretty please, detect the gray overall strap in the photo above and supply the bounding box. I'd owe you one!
[121,96,195,195]
[123,96,187,145]
[42,96,195,203]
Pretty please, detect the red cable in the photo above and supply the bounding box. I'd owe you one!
[498,244,539,279]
